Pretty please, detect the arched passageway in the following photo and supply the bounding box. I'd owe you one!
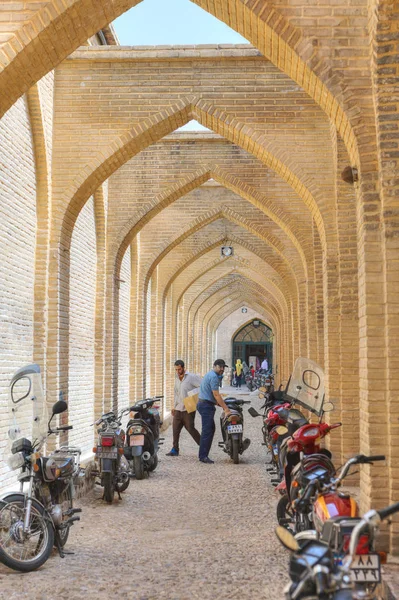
[0,0,398,555]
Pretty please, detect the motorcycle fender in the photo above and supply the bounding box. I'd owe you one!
[130,446,143,456]
[295,530,318,542]
[231,433,242,440]
[0,492,55,529]
[101,458,115,473]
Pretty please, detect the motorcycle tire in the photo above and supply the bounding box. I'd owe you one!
[133,455,146,480]
[103,472,115,503]
[0,495,54,572]
[57,525,70,548]
[115,477,130,493]
[277,494,295,531]
[148,454,158,472]
[232,438,240,464]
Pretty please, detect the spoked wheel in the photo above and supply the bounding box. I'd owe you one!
[277,494,295,532]
[232,438,240,464]
[0,495,54,572]
[133,455,146,480]
[103,472,115,504]
[57,525,70,548]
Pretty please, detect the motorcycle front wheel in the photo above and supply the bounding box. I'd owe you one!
[232,438,240,464]
[0,495,54,572]
[133,455,146,480]
[103,472,115,503]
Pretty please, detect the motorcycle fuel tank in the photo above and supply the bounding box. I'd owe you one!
[313,492,357,530]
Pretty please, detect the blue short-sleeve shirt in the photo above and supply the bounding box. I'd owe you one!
[199,370,220,404]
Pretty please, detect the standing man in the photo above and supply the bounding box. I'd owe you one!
[261,356,269,371]
[197,359,231,464]
[166,360,202,457]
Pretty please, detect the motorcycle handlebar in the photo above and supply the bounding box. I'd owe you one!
[359,455,385,463]
[378,501,399,521]
[56,425,73,431]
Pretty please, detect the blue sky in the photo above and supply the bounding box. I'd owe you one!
[113,0,248,46]
[113,0,248,130]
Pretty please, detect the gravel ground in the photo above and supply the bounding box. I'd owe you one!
[0,390,290,600]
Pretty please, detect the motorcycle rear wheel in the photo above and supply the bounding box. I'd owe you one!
[277,494,295,531]
[103,472,115,503]
[232,438,240,464]
[133,455,146,480]
[148,454,158,472]
[0,496,54,572]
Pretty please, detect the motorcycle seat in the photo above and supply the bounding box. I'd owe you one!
[225,398,244,406]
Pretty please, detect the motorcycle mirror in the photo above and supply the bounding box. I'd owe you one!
[248,407,261,418]
[323,402,334,412]
[52,399,68,415]
[259,386,267,393]
[275,425,288,435]
[275,526,299,552]
[258,393,265,399]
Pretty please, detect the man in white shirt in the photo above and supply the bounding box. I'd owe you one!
[261,357,269,371]
[166,360,202,457]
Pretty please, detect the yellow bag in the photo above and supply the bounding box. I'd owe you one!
[183,392,199,413]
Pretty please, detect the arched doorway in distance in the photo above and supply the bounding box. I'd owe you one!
[232,320,273,372]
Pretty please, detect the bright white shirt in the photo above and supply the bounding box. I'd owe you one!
[261,360,269,370]
[174,372,202,411]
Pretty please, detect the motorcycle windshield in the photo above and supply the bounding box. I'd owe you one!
[286,357,325,416]
[5,364,48,459]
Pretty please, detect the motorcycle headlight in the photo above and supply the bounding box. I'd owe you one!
[302,427,320,438]
[7,452,25,471]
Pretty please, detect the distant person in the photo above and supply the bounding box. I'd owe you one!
[197,359,231,464]
[250,364,255,378]
[166,360,201,457]
[234,358,243,389]
[261,357,269,371]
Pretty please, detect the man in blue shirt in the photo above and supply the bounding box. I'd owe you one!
[197,359,231,463]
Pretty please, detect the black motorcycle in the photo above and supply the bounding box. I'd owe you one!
[124,396,163,480]
[218,397,251,464]
[93,409,130,503]
[0,364,82,572]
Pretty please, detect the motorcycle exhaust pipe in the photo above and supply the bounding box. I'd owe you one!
[142,451,151,462]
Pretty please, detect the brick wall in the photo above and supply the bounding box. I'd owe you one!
[68,196,96,458]
[0,96,36,490]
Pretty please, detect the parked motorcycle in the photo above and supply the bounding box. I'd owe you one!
[0,364,82,572]
[293,454,385,549]
[93,408,130,503]
[276,420,341,532]
[275,499,399,599]
[218,397,251,463]
[124,396,163,480]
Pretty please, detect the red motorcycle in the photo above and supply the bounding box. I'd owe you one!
[276,420,342,532]
[293,454,385,557]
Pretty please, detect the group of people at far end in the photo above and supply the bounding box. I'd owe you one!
[166,354,269,463]
[166,358,232,464]
[232,356,269,389]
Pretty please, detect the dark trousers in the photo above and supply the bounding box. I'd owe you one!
[197,400,216,460]
[236,374,242,388]
[172,410,201,451]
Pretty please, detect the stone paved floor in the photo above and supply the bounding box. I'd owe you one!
[0,390,290,600]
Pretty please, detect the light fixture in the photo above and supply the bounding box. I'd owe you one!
[241,307,248,314]
[253,320,260,328]
[221,246,233,257]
